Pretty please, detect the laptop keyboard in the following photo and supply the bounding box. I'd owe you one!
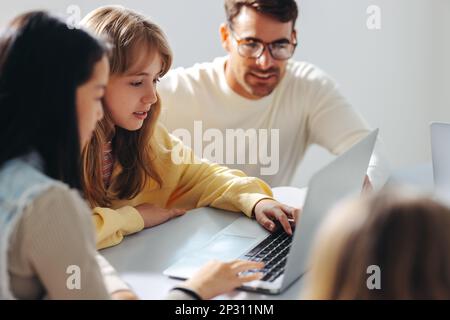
[241,228,293,282]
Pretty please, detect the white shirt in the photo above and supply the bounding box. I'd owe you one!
[158,56,389,189]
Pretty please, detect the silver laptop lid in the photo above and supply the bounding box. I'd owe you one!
[281,129,378,291]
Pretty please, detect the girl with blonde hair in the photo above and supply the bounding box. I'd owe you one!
[80,5,300,250]
[302,189,450,299]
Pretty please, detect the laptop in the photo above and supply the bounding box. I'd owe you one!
[163,129,378,294]
[430,122,450,198]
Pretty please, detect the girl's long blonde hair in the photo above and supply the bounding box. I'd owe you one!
[302,189,450,300]
[80,6,172,207]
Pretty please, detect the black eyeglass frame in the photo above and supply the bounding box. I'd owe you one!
[227,24,298,61]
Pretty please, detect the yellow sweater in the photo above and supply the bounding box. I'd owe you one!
[93,124,273,249]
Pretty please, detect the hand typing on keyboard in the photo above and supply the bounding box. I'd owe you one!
[241,228,293,282]
[253,199,301,235]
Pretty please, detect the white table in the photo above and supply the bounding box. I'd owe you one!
[101,187,307,300]
[102,164,434,300]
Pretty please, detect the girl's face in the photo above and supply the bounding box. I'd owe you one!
[104,53,162,131]
[76,55,109,148]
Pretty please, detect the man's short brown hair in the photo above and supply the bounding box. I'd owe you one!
[225,0,298,28]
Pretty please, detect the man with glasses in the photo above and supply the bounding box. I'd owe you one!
[159,0,389,194]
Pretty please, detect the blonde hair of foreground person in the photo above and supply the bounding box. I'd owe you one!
[301,189,450,300]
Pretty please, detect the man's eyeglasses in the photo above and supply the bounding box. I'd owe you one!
[228,25,297,61]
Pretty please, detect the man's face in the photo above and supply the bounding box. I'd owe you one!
[222,6,295,99]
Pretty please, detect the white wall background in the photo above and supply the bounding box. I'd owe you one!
[435,0,450,123]
[1,0,449,187]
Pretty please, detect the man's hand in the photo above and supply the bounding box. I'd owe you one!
[253,199,301,235]
[135,203,187,228]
